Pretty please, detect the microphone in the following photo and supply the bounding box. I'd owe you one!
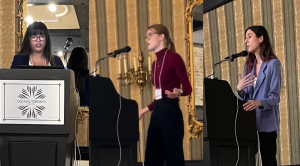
[64,37,73,49]
[207,51,248,79]
[91,46,131,76]
[225,51,248,61]
[63,38,73,69]
[108,46,131,57]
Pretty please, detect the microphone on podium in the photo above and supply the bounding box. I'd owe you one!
[64,37,73,49]
[108,46,131,57]
[92,46,132,76]
[63,38,73,69]
[208,51,248,79]
[224,51,248,61]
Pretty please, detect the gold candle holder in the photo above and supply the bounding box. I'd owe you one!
[117,52,152,90]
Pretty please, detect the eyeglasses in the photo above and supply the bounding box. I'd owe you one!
[30,35,46,41]
[145,33,157,40]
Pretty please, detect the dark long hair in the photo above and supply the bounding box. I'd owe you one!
[18,22,55,65]
[67,47,89,92]
[148,24,176,52]
[245,26,278,74]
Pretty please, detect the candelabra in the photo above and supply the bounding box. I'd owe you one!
[117,52,152,90]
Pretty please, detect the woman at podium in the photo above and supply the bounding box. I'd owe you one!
[67,47,89,106]
[10,22,63,68]
[237,25,281,166]
[138,24,192,166]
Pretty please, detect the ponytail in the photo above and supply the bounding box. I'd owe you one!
[168,39,176,52]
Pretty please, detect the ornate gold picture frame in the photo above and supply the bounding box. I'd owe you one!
[185,0,203,139]
[16,0,25,53]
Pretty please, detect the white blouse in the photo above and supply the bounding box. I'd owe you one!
[29,60,51,66]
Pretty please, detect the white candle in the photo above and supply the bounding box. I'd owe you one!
[124,57,128,73]
[134,56,138,71]
[148,55,152,72]
[118,57,121,74]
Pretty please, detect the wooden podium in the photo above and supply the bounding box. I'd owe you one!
[0,69,78,166]
[203,78,257,166]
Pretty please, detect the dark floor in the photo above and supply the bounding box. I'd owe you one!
[77,147,203,166]
[137,160,203,166]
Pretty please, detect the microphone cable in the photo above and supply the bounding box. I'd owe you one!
[73,88,81,166]
[235,91,240,166]
[117,94,122,166]
[235,92,262,166]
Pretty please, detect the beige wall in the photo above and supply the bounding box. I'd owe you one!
[89,0,202,161]
[0,0,27,69]
[194,43,203,106]
[204,0,300,165]
[0,0,17,68]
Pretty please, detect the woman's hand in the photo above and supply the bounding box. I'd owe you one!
[237,73,255,91]
[243,100,262,111]
[165,88,181,99]
[139,107,150,120]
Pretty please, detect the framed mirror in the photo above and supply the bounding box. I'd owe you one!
[185,0,203,139]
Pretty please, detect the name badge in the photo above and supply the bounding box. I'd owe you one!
[155,88,162,100]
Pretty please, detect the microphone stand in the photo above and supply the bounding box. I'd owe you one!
[64,45,69,69]
[91,55,111,77]
[208,58,233,79]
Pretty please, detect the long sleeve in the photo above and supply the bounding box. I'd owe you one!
[173,53,192,96]
[10,56,18,69]
[237,88,248,101]
[147,100,155,111]
[237,65,249,101]
[10,55,27,69]
[259,60,281,111]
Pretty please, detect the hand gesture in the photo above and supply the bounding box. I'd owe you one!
[138,107,150,120]
[165,88,181,99]
[237,73,255,91]
[243,100,262,111]
[139,111,143,120]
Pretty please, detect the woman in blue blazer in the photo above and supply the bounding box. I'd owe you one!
[11,22,63,68]
[67,47,89,106]
[237,26,281,166]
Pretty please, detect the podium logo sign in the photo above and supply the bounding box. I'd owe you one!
[0,80,64,125]
[18,86,46,118]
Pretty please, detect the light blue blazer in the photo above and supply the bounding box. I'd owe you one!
[238,59,281,133]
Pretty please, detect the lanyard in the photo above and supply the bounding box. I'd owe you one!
[153,49,168,89]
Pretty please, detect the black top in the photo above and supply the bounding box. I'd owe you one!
[10,54,64,69]
[79,76,89,106]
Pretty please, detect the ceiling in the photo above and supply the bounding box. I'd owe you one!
[26,0,199,51]
[27,5,80,29]
[193,4,203,22]
[26,0,89,54]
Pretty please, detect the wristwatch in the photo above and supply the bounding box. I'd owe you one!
[178,89,183,97]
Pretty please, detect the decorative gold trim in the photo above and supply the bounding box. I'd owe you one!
[78,107,89,123]
[16,0,25,53]
[185,0,203,139]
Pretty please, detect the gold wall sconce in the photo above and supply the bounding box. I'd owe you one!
[117,52,152,90]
